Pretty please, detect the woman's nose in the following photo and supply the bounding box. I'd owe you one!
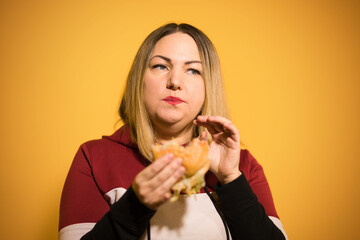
[166,69,183,90]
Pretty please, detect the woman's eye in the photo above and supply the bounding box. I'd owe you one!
[152,64,167,70]
[188,68,201,75]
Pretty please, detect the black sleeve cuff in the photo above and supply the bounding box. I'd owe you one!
[213,174,285,240]
[81,186,156,240]
[214,173,258,210]
[109,186,156,236]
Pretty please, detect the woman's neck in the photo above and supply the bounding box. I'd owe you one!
[154,123,194,145]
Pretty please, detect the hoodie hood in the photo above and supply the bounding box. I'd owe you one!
[102,125,138,149]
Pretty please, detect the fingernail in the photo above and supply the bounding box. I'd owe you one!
[175,158,182,164]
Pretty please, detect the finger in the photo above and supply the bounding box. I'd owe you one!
[147,158,184,189]
[211,122,225,134]
[194,120,218,135]
[133,157,184,209]
[207,116,232,128]
[196,115,231,132]
[199,131,207,141]
[196,115,230,125]
[222,121,240,142]
[153,165,185,196]
[196,120,227,136]
[206,116,238,137]
[194,115,209,123]
[146,164,185,208]
[144,166,183,209]
[202,123,218,135]
[196,115,240,144]
[137,154,173,181]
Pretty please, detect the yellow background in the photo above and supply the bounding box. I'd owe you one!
[1,0,359,239]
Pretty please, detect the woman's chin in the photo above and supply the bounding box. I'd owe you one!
[153,114,192,129]
[156,116,184,126]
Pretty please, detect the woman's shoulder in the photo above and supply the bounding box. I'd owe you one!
[239,149,258,167]
[75,126,144,168]
[73,127,147,191]
[80,126,137,151]
[239,149,264,177]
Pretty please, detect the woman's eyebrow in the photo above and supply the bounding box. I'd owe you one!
[151,55,171,62]
[150,55,202,65]
[184,60,202,65]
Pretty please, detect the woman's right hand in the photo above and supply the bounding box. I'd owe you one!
[132,154,185,210]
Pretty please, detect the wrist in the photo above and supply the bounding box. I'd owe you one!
[219,171,242,185]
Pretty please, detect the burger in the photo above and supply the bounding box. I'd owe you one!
[152,138,210,201]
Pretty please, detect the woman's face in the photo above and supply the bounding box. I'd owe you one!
[143,32,205,135]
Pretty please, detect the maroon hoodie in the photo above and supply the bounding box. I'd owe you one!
[59,126,285,240]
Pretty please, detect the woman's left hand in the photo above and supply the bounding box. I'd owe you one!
[194,115,242,185]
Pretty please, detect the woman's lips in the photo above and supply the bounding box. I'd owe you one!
[163,96,184,105]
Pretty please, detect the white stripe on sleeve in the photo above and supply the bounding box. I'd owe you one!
[58,223,95,240]
[269,216,288,240]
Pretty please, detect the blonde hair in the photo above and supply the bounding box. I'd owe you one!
[119,23,229,160]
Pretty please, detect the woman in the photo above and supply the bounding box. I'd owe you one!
[59,23,287,240]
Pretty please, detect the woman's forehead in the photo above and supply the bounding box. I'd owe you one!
[151,33,201,62]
